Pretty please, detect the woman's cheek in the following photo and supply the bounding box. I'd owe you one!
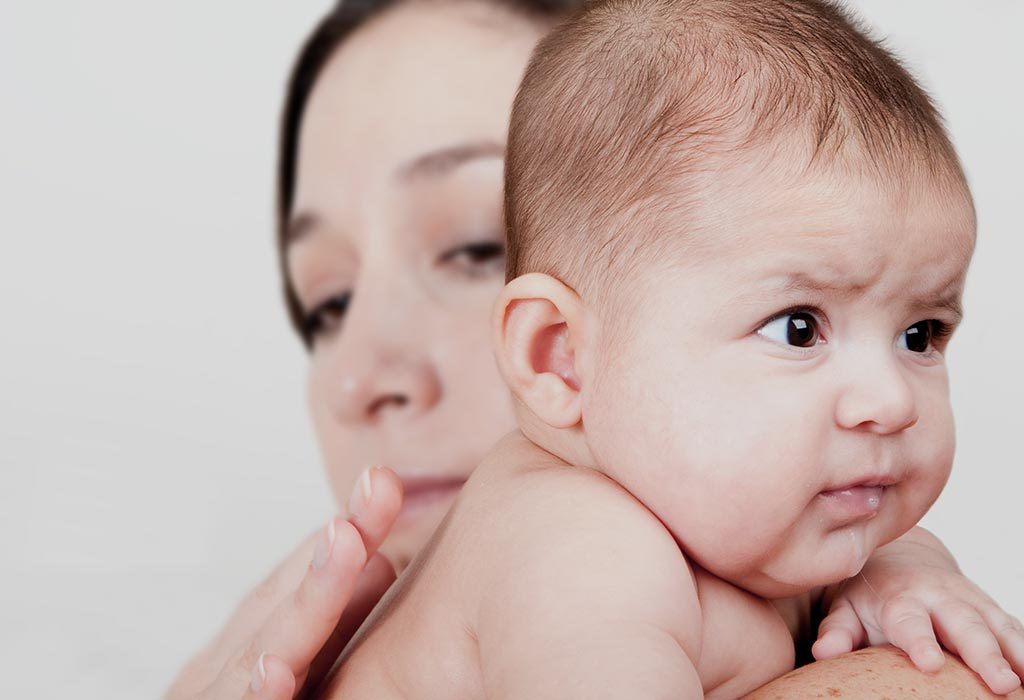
[443,297,516,436]
[305,358,362,506]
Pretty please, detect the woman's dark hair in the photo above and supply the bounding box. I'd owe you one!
[277,0,585,346]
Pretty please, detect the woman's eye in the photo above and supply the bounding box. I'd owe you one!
[440,240,505,277]
[899,320,942,353]
[302,293,351,343]
[757,310,822,349]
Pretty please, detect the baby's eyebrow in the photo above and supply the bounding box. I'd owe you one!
[741,271,965,323]
[922,292,964,324]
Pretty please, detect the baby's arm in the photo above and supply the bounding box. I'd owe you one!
[475,472,704,699]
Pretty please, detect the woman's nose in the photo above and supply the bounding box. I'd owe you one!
[332,355,442,424]
[322,290,443,426]
[833,351,919,435]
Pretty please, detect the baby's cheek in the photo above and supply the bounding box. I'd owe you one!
[918,397,956,480]
[898,410,955,529]
[664,422,815,570]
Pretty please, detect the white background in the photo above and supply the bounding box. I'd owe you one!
[0,1,1020,697]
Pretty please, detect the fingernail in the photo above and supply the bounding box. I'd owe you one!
[250,652,267,693]
[348,467,374,521]
[311,518,336,571]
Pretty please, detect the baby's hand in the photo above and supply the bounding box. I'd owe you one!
[812,527,1024,695]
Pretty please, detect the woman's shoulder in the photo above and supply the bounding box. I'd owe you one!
[743,646,1024,700]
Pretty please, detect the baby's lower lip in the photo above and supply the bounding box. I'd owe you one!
[817,485,886,521]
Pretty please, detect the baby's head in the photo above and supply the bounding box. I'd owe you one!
[493,0,976,597]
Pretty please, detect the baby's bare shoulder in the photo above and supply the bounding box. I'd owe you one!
[468,435,703,656]
[470,437,685,569]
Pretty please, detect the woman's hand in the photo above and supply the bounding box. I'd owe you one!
[812,527,1024,695]
[165,467,403,700]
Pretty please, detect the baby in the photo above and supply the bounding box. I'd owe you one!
[321,0,1012,697]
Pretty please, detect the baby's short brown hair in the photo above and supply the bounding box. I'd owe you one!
[505,0,967,296]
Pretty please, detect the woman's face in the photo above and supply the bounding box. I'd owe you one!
[286,1,549,569]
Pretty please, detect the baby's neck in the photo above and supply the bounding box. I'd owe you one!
[515,409,599,472]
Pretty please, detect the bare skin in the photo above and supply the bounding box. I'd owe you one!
[745,647,1024,700]
[166,468,404,700]
[322,434,794,698]
[168,2,1023,698]
[314,145,1016,697]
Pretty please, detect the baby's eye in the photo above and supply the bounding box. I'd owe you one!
[899,320,946,353]
[757,310,823,349]
[302,292,351,344]
[440,240,505,278]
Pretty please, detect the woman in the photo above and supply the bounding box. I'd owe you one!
[167,1,1022,698]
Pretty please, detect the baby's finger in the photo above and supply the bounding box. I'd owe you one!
[979,606,1024,681]
[346,466,403,557]
[878,595,944,673]
[242,653,296,700]
[812,602,864,660]
[933,601,1022,695]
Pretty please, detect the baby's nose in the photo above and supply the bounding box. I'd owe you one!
[833,356,919,435]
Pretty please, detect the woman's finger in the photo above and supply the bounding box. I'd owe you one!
[301,552,398,696]
[254,519,369,669]
[933,600,1022,695]
[207,518,368,698]
[205,467,403,699]
[194,531,321,684]
[297,466,403,693]
[217,465,398,663]
[242,653,296,700]
[346,466,403,556]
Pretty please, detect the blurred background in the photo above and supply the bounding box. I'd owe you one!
[0,1,1020,697]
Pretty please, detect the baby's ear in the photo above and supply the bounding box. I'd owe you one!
[493,273,584,429]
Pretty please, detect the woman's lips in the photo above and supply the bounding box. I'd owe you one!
[818,485,887,521]
[395,474,467,518]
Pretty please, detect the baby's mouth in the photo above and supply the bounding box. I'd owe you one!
[817,484,889,522]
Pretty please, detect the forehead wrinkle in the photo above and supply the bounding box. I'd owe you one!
[721,269,867,311]
[776,270,874,299]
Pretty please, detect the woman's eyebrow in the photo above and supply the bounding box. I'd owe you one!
[396,140,504,183]
[284,142,503,248]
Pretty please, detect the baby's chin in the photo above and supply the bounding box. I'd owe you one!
[757,523,884,597]
[712,524,884,599]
